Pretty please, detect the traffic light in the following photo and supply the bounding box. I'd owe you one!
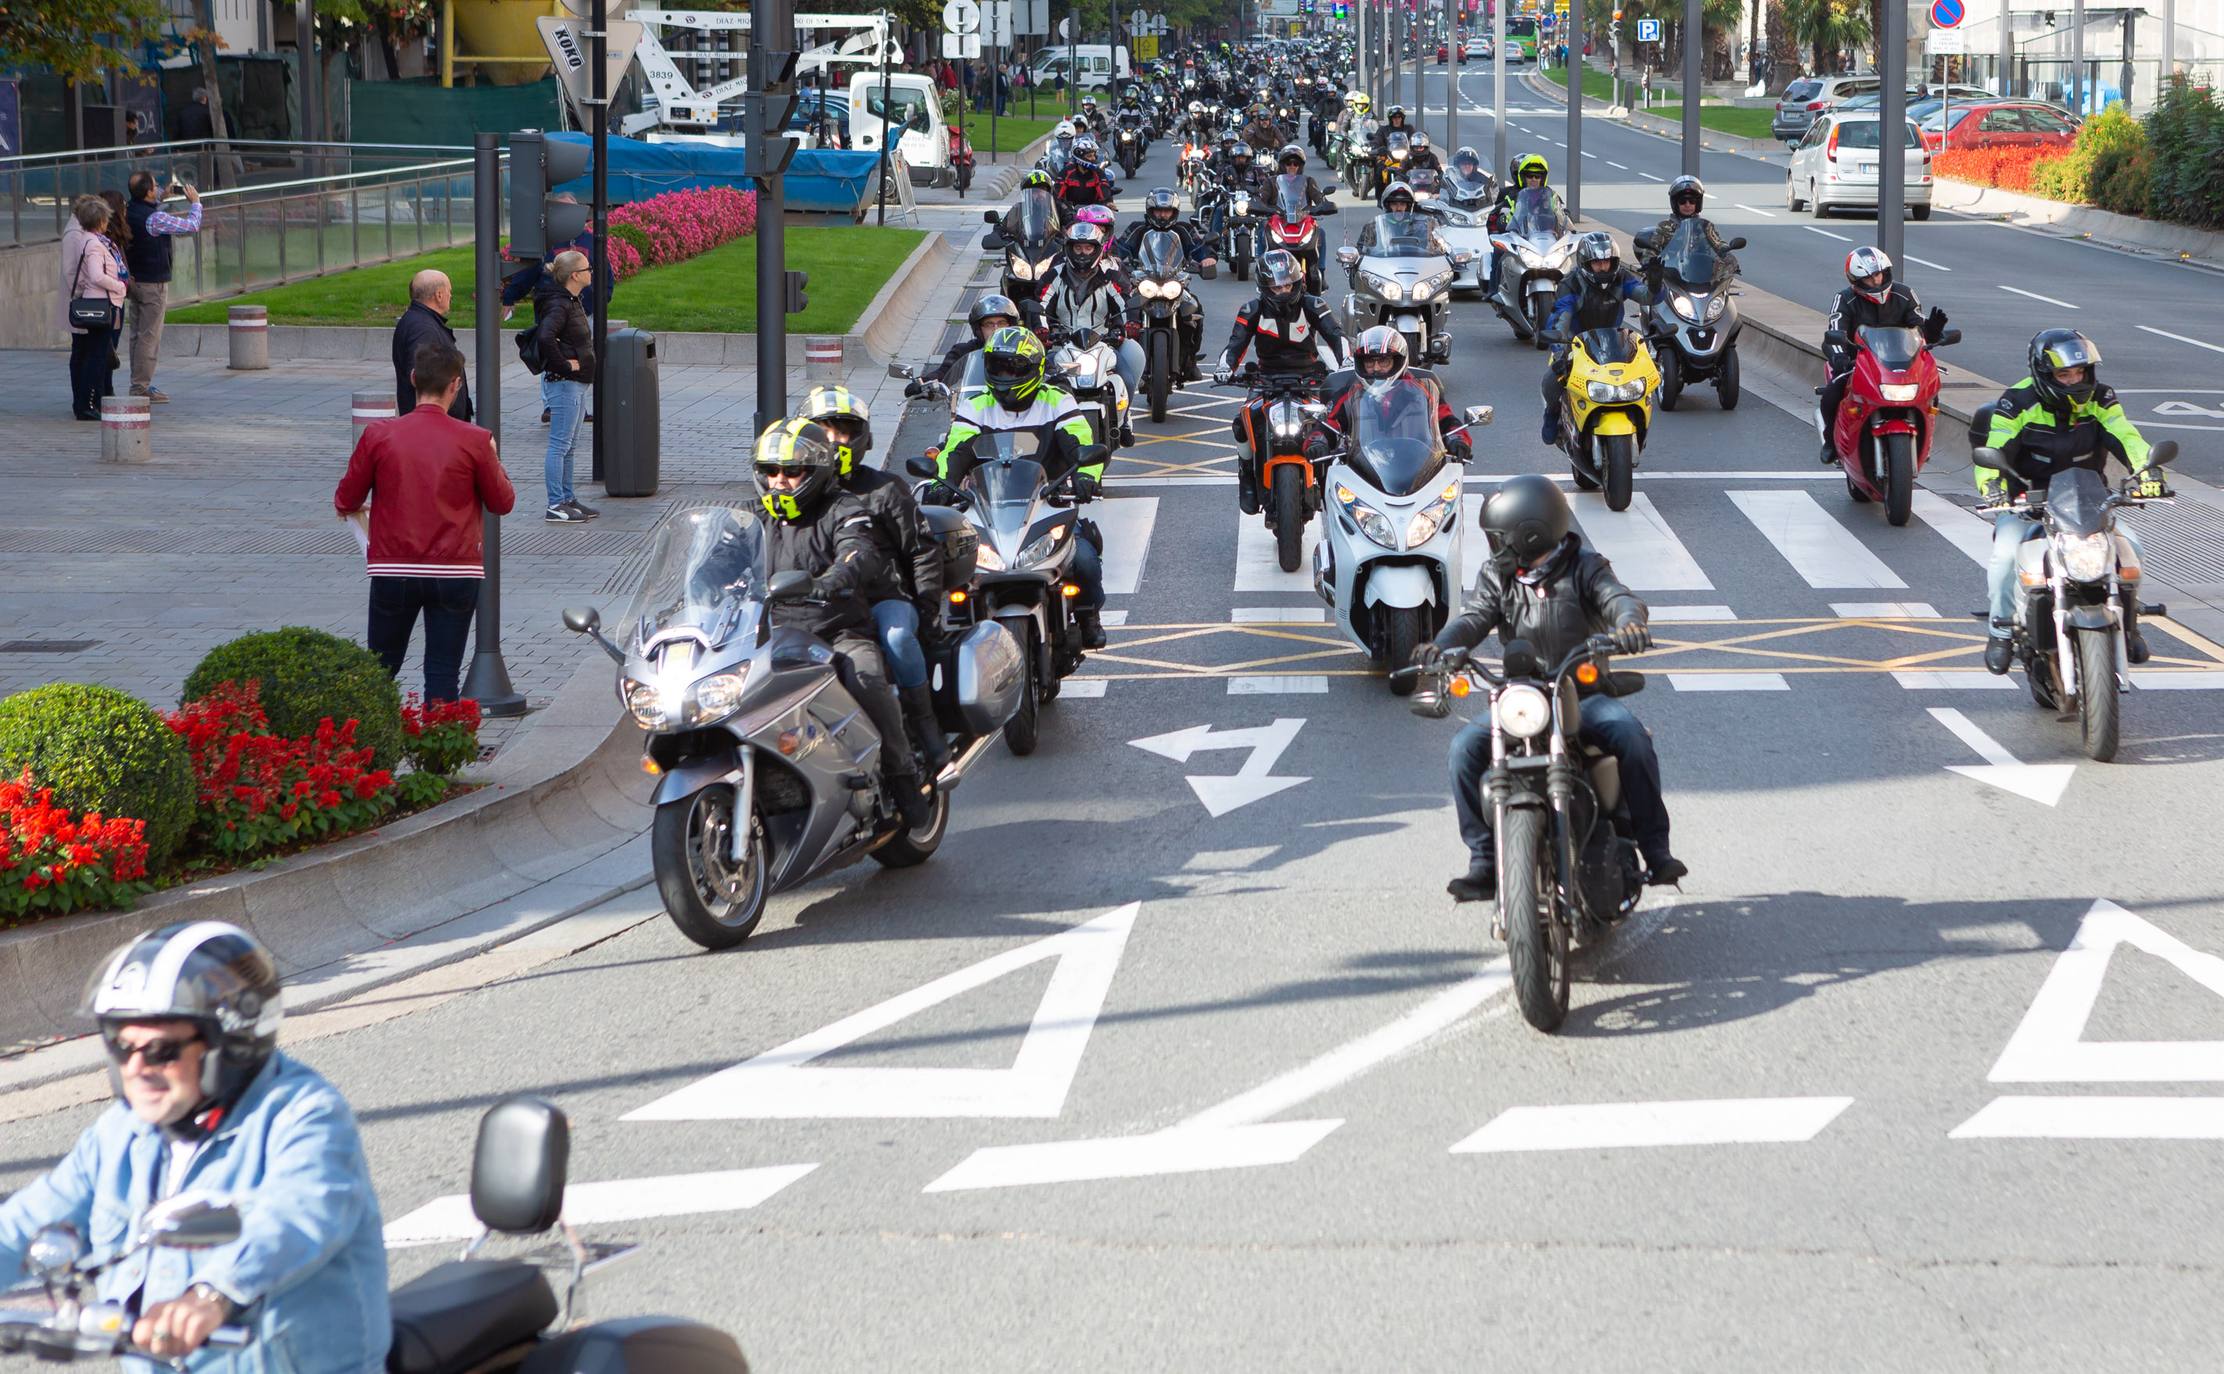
[745,49,801,180]
[785,270,809,315]
[508,130,592,259]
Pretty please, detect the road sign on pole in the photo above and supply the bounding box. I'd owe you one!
[1635,16,1659,41]
[942,0,980,31]
[1929,0,1963,26]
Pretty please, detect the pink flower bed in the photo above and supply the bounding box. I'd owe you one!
[504,186,756,283]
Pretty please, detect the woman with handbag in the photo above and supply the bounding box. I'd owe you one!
[97,189,133,404]
[60,196,125,421]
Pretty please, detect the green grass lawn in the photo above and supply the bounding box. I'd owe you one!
[167,227,925,335]
[1545,61,1621,104]
[1648,103,1778,141]
[959,115,1060,154]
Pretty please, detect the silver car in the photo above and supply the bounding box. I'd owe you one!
[1786,112,1934,220]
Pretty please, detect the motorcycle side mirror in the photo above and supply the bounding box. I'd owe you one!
[470,1096,569,1237]
[561,606,600,635]
[1337,246,1359,266]
[1080,443,1111,470]
[887,362,917,380]
[1317,201,1339,215]
[2149,439,2179,467]
[1323,182,1340,194]
[1972,446,2006,469]
[1466,404,1493,427]
[1726,236,1748,250]
[1822,330,1852,348]
[766,570,814,604]
[1633,230,1656,251]
[982,210,1000,224]
[134,1192,243,1252]
[25,1225,86,1279]
[1935,327,1962,347]
[906,456,938,478]
[1453,251,1473,265]
[1608,670,1646,697]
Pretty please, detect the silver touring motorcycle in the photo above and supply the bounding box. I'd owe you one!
[566,505,1023,950]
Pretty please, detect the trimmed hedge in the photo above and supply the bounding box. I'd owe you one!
[1936,81,2224,230]
[183,627,406,770]
[0,683,197,867]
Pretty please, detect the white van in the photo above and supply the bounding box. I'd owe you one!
[847,71,956,187]
[1027,44,1131,89]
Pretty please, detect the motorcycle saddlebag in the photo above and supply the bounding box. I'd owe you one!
[921,503,980,590]
[518,1316,751,1374]
[948,620,1026,736]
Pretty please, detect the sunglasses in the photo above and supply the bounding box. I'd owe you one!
[106,1035,201,1068]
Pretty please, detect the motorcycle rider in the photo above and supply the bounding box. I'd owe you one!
[1448,144,1490,193]
[1055,136,1118,208]
[0,922,391,1371]
[757,417,932,827]
[1220,248,1350,515]
[1000,169,1074,237]
[1819,247,1949,465]
[1408,130,1444,176]
[914,292,1023,391]
[1636,174,1741,281]
[1242,102,1283,155]
[800,385,951,778]
[1036,220,1142,441]
[1353,180,1450,256]
[1490,153,1552,231]
[1309,326,1475,463]
[1371,103,1413,153]
[931,326,1109,649]
[1976,329,2164,673]
[1211,138,1265,194]
[1117,188,1217,381]
[1411,475,1686,900]
[1540,231,1649,446]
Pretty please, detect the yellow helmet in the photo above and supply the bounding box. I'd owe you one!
[799,384,873,476]
[1347,92,1372,114]
[753,417,841,522]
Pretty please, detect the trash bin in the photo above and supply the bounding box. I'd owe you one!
[602,326,661,498]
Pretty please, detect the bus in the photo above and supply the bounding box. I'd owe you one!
[1505,16,1539,61]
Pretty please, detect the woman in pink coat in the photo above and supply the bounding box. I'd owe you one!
[61,195,126,420]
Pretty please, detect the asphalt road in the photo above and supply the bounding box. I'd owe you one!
[6,110,2224,1373]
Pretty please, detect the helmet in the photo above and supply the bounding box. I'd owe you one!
[1668,173,1705,215]
[1257,248,1305,313]
[1076,203,1116,233]
[1452,145,1482,174]
[754,417,843,522]
[800,384,873,475]
[968,291,1021,340]
[1844,246,1894,303]
[1065,220,1107,272]
[1577,230,1620,281]
[1082,95,1099,111]
[1021,169,1053,192]
[2029,328,2103,410]
[1353,325,1409,394]
[1073,136,1100,164]
[1055,120,1076,139]
[1144,187,1181,228]
[1278,143,1306,169]
[1482,474,1572,569]
[1188,99,1205,115]
[1230,141,1254,166]
[1515,153,1549,183]
[981,325,1048,411]
[1412,131,1432,153]
[1350,92,1372,114]
[1387,104,1408,125]
[84,921,283,1111]
[1381,180,1416,214]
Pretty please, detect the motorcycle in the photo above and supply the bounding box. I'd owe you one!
[563,506,1019,949]
[1264,171,1340,294]
[1225,183,1262,280]
[905,432,1107,756]
[1220,366,1329,572]
[1634,220,1748,412]
[0,1097,752,1372]
[1337,210,1469,365]
[1374,129,1413,202]
[1421,165,1500,295]
[1113,122,1146,178]
[1179,138,1211,191]
[1311,372,1491,693]
[1133,227,1215,422]
[1975,441,2179,763]
[1820,319,1962,526]
[1046,323,1138,450]
[1544,323,1660,513]
[1488,186,1578,347]
[1339,118,1378,197]
[979,186,1062,305]
[1397,635,1650,1032]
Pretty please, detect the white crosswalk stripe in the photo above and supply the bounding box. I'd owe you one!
[1728,490,1906,589]
[1096,497,1160,596]
[1572,493,1713,591]
[1233,506,1322,593]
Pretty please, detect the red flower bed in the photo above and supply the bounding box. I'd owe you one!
[1933,146,2063,194]
[507,186,756,283]
[0,771,151,923]
[402,695,484,777]
[166,681,397,859]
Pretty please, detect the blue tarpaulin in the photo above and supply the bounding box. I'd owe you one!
[546,132,881,214]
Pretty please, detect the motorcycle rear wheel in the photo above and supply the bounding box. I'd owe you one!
[1147,332,1171,422]
[652,789,768,951]
[1600,432,1636,513]
[1006,627,1043,757]
[1272,465,1306,573]
[872,786,951,868]
[1382,605,1426,696]
[2075,626,2120,762]
[1882,431,1915,527]
[1500,807,1570,1033]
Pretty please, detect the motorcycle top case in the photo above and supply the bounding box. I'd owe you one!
[921,503,981,589]
[518,1316,751,1374]
[948,620,1027,735]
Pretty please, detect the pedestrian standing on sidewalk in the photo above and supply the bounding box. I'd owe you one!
[532,249,599,523]
[97,190,133,405]
[392,269,473,422]
[122,171,202,403]
[60,197,125,422]
[333,341,516,702]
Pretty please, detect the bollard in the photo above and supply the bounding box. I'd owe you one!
[804,337,844,384]
[351,389,397,446]
[227,305,269,370]
[100,394,152,464]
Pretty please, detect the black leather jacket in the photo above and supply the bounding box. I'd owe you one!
[1433,533,1646,689]
[1824,281,1937,376]
[765,494,883,641]
[1220,295,1347,373]
[841,464,944,609]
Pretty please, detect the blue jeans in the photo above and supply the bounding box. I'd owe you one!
[542,374,587,507]
[1447,694,1670,872]
[1987,513,2144,631]
[873,598,929,690]
[1073,537,1105,609]
[368,575,480,701]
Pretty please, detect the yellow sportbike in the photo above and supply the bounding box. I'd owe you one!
[1551,325,1659,512]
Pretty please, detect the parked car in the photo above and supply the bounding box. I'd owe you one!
[1436,38,1470,62]
[1836,83,1994,112]
[1774,74,1878,142]
[1919,99,2081,152]
[1787,112,1934,219]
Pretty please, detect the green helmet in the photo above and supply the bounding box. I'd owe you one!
[753,417,841,522]
[1021,170,1054,191]
[980,325,1048,411]
[1515,153,1549,183]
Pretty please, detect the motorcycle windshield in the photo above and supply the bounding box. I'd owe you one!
[1507,187,1568,242]
[1657,218,1731,288]
[1011,189,1057,246]
[1859,326,1926,370]
[1386,130,1410,155]
[1443,168,1493,203]
[953,350,992,409]
[1407,166,1444,197]
[1273,173,1312,221]
[1138,229,1185,278]
[625,506,768,647]
[1579,326,1641,365]
[962,442,1050,530]
[1346,378,1447,497]
[1367,213,1437,257]
[2044,467,2112,536]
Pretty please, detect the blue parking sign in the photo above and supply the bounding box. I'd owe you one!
[1635,16,1660,41]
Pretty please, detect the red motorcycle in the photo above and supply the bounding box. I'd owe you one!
[949,125,977,196]
[1264,171,1339,293]
[1820,321,1961,525]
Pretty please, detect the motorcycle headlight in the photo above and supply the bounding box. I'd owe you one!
[2058,530,2112,582]
[1671,293,1698,321]
[1009,256,1036,282]
[1544,246,1573,271]
[1517,247,1546,269]
[622,679,665,730]
[1878,382,1920,402]
[688,672,748,725]
[1704,293,1728,322]
[1586,378,1646,402]
[1404,478,1462,547]
[1335,482,1398,549]
[1416,269,1453,298]
[1363,271,1404,302]
[1494,683,1552,739]
[974,541,1007,572]
[1017,524,1069,568]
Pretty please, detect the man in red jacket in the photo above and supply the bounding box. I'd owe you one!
[334,341,517,702]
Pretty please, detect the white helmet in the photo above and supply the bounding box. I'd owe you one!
[1055,119,1076,139]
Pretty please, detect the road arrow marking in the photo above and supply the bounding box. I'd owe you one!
[623,903,1139,1120]
[1129,717,1310,817]
[1986,899,2224,1083]
[382,1165,819,1247]
[1928,707,2076,806]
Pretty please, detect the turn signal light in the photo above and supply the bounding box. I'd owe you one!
[1061,582,1081,598]
[641,756,662,775]
[949,589,968,604]
[1448,677,1472,698]
[1575,662,1601,686]
[777,730,801,755]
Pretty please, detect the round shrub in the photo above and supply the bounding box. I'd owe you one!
[183,627,405,769]
[0,683,196,867]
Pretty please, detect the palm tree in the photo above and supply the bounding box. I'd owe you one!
[1780,0,1871,73]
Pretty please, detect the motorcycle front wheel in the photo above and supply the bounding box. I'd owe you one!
[1500,806,1570,1032]
[1147,332,1171,422]
[2075,625,2120,762]
[1528,295,1552,349]
[1716,344,1742,410]
[1600,431,1636,512]
[1382,605,1426,696]
[1006,626,1043,757]
[1882,431,1915,527]
[652,788,769,951]
[1272,465,1306,572]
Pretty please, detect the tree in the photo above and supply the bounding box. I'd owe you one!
[1779,0,1869,73]
[0,0,172,85]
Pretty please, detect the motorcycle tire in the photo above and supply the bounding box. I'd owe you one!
[1006,644,1042,757]
[2075,626,2120,763]
[1882,431,1915,527]
[1382,605,1427,696]
[1600,432,1635,513]
[956,162,973,196]
[1272,465,1306,573]
[2027,648,2061,711]
[1717,345,1742,410]
[1529,296,1552,350]
[652,789,768,951]
[1500,806,1570,1033]
[872,786,951,868]
[1148,332,1171,423]
[1658,350,1683,412]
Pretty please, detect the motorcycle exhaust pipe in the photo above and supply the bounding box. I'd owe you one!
[936,731,1000,791]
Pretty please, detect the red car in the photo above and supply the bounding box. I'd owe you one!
[1436,39,1469,63]
[1919,100,2080,153]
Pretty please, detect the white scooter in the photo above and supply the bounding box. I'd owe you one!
[1312,373,1491,694]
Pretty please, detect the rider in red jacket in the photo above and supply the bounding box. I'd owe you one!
[1054,137,1119,208]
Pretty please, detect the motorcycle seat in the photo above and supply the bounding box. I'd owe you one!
[387,1259,559,1374]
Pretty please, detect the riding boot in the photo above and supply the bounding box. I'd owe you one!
[1984,631,2015,675]
[901,684,952,777]
[888,763,933,831]
[2120,588,2151,664]
[1076,606,1108,650]
[1238,454,1261,515]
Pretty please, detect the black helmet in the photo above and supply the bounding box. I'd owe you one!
[1257,248,1305,313]
[1387,104,1409,126]
[2029,328,2103,411]
[1144,187,1181,228]
[1278,143,1306,169]
[1065,220,1107,272]
[1668,174,1705,215]
[1481,473,1572,570]
[754,417,843,522]
[1230,141,1254,166]
[1577,230,1620,281]
[968,291,1021,340]
[1353,324,1409,392]
[1453,145,1482,174]
[84,921,284,1111]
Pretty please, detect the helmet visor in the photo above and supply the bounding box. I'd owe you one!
[2041,337,2101,373]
